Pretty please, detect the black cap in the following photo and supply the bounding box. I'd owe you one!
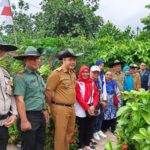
[0,39,17,51]
[58,48,83,60]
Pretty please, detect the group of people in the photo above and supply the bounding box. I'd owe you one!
[0,40,150,150]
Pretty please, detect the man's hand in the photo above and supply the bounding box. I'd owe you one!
[42,110,49,123]
[21,120,32,132]
[4,115,17,128]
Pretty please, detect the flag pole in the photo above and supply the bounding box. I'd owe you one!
[8,0,17,45]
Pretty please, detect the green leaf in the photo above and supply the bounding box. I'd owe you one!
[117,118,128,126]
[132,111,141,125]
[139,128,147,137]
[147,127,150,134]
[105,141,113,150]
[117,106,130,117]
[143,146,150,150]
[132,134,145,141]
[131,103,139,111]
[142,112,150,125]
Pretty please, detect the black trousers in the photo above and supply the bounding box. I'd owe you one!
[76,116,96,148]
[101,118,117,133]
[17,111,46,150]
[0,126,9,150]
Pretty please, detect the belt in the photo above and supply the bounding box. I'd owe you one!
[0,112,9,120]
[51,101,72,107]
[26,111,43,114]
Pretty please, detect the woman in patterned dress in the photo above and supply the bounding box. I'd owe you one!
[102,71,122,133]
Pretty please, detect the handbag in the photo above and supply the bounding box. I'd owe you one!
[112,81,119,107]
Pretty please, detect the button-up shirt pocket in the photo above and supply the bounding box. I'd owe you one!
[61,77,71,89]
[4,76,13,96]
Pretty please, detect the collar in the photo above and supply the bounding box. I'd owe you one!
[139,69,146,73]
[115,71,121,75]
[61,65,75,73]
[25,67,40,74]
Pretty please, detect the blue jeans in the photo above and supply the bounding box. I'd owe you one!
[94,104,104,133]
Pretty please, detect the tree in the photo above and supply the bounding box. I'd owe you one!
[141,4,150,31]
[96,22,135,41]
[1,0,103,39]
[34,0,103,37]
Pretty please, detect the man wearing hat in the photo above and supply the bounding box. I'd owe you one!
[45,48,83,150]
[111,60,125,91]
[13,46,48,150]
[0,39,18,150]
[130,64,141,91]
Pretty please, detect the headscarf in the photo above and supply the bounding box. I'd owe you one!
[122,66,134,91]
[96,59,105,91]
[78,66,91,83]
[122,66,130,73]
[95,59,105,66]
[77,66,93,102]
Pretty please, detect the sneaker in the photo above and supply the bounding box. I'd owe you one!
[91,138,95,143]
[16,141,21,148]
[98,130,107,138]
[90,140,97,146]
[93,132,101,141]
[91,138,97,145]
[84,146,95,150]
[89,142,96,149]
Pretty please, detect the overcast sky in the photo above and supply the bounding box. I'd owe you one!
[97,0,149,30]
[0,0,149,31]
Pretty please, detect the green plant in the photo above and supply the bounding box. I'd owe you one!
[116,89,150,150]
[8,123,20,145]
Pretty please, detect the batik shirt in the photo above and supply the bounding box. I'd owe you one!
[103,80,121,120]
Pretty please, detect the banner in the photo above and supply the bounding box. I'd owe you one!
[0,0,13,25]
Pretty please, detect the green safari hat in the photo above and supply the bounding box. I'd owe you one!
[129,64,139,68]
[112,60,124,66]
[14,46,43,60]
[0,39,17,51]
[58,48,83,60]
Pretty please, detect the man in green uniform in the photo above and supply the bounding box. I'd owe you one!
[13,46,48,150]
[110,60,124,106]
[45,48,83,150]
[111,60,125,91]
[0,39,18,150]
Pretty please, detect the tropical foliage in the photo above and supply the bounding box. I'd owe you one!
[105,90,150,150]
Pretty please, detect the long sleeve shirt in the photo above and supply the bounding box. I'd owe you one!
[76,81,99,110]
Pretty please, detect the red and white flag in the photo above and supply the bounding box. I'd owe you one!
[0,0,13,25]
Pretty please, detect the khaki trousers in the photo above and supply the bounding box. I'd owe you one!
[51,104,75,150]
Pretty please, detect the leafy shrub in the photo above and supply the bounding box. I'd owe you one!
[116,89,150,150]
